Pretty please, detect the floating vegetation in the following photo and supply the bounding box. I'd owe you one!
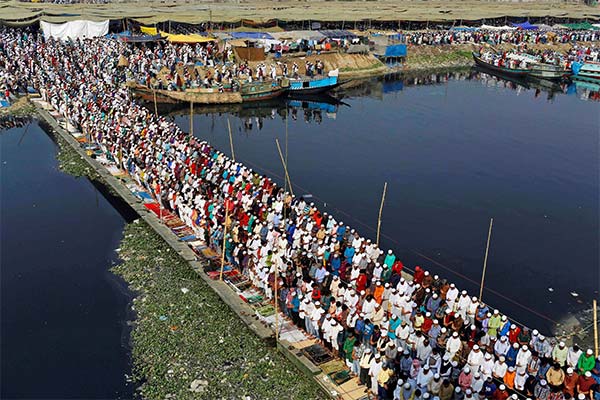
[52,132,101,180]
[111,220,324,400]
[0,96,37,118]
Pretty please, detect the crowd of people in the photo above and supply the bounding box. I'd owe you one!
[404,29,600,47]
[1,26,599,400]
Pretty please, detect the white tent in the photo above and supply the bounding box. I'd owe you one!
[480,25,517,31]
[41,20,109,41]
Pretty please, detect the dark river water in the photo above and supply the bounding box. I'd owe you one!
[0,70,597,398]
[169,69,599,334]
[0,121,134,399]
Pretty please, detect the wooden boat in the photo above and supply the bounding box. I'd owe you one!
[528,63,571,81]
[239,79,290,102]
[128,79,290,104]
[128,82,243,104]
[472,52,530,78]
[572,62,600,84]
[288,70,339,95]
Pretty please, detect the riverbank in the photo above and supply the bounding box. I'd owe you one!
[0,96,36,118]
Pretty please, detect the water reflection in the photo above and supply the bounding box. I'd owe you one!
[153,68,599,132]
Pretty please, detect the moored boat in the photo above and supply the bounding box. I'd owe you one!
[240,79,290,102]
[288,69,339,95]
[571,62,600,84]
[472,52,530,78]
[528,63,571,81]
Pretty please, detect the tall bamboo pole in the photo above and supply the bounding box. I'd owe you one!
[190,101,194,136]
[219,206,230,281]
[153,89,158,117]
[376,182,388,247]
[479,218,494,302]
[227,118,235,161]
[274,258,280,342]
[275,138,294,197]
[593,299,598,357]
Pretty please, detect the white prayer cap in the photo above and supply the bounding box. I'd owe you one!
[452,332,459,337]
[510,324,516,329]
[388,249,393,254]
[426,312,431,317]
[434,373,440,379]
[450,283,455,288]
[494,309,499,314]
[578,395,587,400]
[472,296,478,301]
[567,368,573,374]
[499,384,506,390]
[532,329,539,335]
[501,315,507,321]
[473,345,479,350]
[585,371,592,377]
[521,345,528,351]
[461,290,467,295]
[425,271,430,276]
[559,341,565,347]
[446,308,452,314]
[385,283,390,288]
[485,353,492,359]
[587,349,593,355]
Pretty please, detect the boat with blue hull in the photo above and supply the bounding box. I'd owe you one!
[288,69,340,95]
[571,62,600,84]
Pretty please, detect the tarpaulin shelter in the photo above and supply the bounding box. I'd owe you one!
[270,30,325,41]
[480,24,516,30]
[121,34,165,43]
[561,22,599,30]
[230,31,274,40]
[140,26,158,35]
[512,21,538,30]
[384,44,407,57]
[161,32,215,43]
[319,30,357,39]
[41,20,109,40]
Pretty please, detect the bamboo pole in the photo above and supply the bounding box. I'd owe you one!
[593,299,598,357]
[219,205,230,281]
[479,218,494,302]
[190,101,193,136]
[227,118,235,161]
[376,182,388,247]
[275,138,294,197]
[153,89,158,117]
[274,258,279,342]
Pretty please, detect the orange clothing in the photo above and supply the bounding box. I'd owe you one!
[503,370,516,390]
[374,286,384,304]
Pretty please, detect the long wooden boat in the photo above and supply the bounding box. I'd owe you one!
[528,63,571,81]
[127,82,243,104]
[572,62,600,84]
[239,79,290,102]
[128,79,290,104]
[288,70,339,95]
[472,52,530,78]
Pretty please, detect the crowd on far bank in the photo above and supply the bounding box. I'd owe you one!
[0,26,599,400]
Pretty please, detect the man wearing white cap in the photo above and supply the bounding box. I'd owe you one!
[446,332,462,361]
[428,373,443,396]
[514,369,528,392]
[493,356,508,379]
[551,341,568,367]
[577,349,596,374]
[488,309,502,337]
[359,347,373,386]
[456,291,472,320]
[534,379,550,400]
[567,344,583,369]
[516,345,532,374]
[479,352,494,380]
[577,371,596,398]
[494,336,511,358]
[369,353,383,395]
[417,364,434,392]
[446,283,459,311]
[467,345,485,373]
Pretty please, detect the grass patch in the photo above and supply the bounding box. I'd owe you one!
[0,96,37,118]
[111,220,324,400]
[340,61,384,73]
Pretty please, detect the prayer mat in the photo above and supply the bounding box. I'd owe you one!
[329,370,351,385]
[320,359,347,375]
[303,344,333,365]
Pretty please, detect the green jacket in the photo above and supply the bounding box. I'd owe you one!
[577,354,595,373]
